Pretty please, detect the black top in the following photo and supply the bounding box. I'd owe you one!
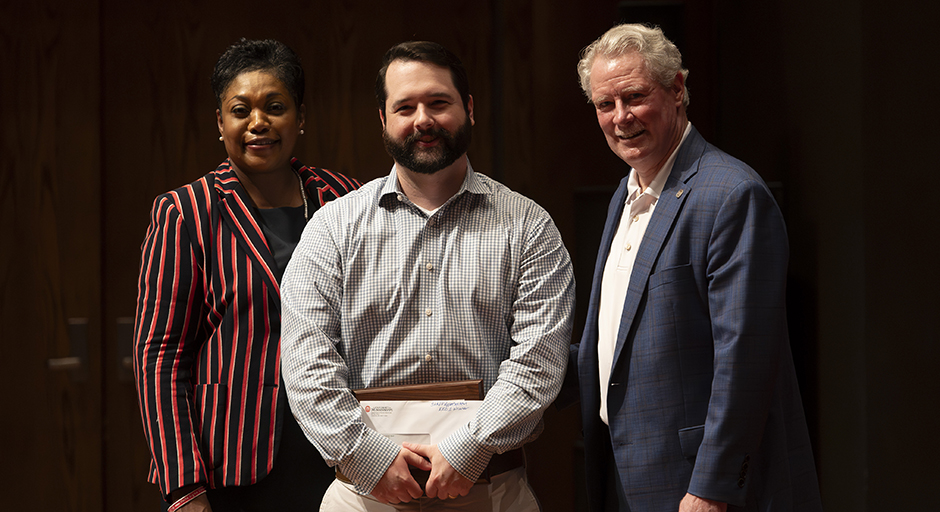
[255,204,307,283]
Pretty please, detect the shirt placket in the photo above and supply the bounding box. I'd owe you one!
[417,209,444,381]
[618,193,655,266]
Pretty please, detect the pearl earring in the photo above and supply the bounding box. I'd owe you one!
[219,136,223,141]
[300,129,305,135]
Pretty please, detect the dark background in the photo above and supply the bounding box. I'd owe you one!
[2,0,938,510]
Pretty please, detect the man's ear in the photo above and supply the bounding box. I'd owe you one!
[467,95,475,126]
[379,108,386,129]
[672,73,685,106]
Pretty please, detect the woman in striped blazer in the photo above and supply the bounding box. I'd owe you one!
[134,39,361,512]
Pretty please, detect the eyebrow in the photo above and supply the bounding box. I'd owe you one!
[227,91,287,103]
[593,85,649,103]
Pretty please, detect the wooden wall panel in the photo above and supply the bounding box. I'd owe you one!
[100,4,222,509]
[494,3,627,509]
[2,1,706,509]
[860,1,940,508]
[20,0,940,509]
[3,1,709,509]
[0,1,103,510]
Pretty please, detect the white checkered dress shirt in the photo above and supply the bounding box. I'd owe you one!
[280,163,575,495]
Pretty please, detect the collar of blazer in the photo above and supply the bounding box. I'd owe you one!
[610,125,708,368]
[211,159,284,300]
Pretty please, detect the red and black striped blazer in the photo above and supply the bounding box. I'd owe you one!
[133,158,360,498]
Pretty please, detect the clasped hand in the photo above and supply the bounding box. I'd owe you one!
[370,443,473,504]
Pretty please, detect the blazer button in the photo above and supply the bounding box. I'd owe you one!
[737,477,746,488]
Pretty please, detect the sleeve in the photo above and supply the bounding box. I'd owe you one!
[133,193,209,499]
[687,177,791,505]
[437,208,576,480]
[279,210,401,496]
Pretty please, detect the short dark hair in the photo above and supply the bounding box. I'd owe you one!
[211,38,305,110]
[375,41,471,117]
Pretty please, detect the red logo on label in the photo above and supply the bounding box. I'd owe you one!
[364,406,371,412]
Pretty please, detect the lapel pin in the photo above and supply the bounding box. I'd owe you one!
[676,189,684,198]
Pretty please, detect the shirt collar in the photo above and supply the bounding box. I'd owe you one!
[379,161,488,208]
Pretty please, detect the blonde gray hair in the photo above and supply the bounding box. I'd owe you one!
[577,23,690,106]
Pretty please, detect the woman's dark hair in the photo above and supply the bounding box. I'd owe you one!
[375,41,471,116]
[211,38,305,109]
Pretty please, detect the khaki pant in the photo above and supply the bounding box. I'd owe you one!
[319,467,540,512]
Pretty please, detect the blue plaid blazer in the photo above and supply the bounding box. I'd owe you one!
[572,126,822,511]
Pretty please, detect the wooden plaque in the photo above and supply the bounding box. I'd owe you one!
[352,379,484,401]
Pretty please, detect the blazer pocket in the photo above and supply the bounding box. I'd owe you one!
[678,424,705,461]
[193,383,228,471]
[649,263,694,291]
[649,263,709,338]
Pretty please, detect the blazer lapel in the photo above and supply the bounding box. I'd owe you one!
[213,163,281,297]
[610,127,707,368]
[579,177,632,384]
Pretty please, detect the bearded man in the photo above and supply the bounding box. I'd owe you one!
[279,41,575,512]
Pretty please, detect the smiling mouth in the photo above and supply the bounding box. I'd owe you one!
[246,139,278,147]
[616,128,645,140]
[412,136,442,151]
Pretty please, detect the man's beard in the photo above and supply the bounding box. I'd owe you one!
[383,117,472,175]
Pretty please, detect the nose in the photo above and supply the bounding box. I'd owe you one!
[248,109,270,133]
[414,104,435,131]
[613,101,633,125]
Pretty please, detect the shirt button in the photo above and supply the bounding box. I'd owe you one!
[426,262,433,271]
[625,243,632,251]
[425,308,433,316]
[425,354,433,362]
[633,215,639,222]
[396,194,403,201]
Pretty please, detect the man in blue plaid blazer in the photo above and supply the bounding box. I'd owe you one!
[565,24,823,512]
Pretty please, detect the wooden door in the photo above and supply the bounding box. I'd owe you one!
[0,1,104,510]
[97,1,223,509]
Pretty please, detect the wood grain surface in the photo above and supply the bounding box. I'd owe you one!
[4,1,631,510]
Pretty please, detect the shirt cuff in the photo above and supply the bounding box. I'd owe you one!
[437,423,493,481]
[337,428,401,495]
[167,486,206,512]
